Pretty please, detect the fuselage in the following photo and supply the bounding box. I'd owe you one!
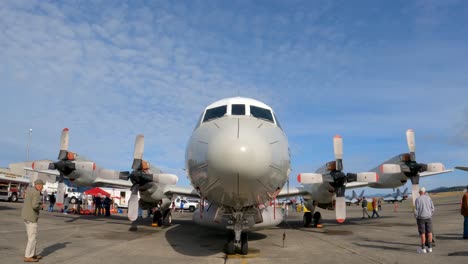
[185,97,290,211]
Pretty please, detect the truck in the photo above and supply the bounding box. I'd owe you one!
[43,181,83,204]
[0,172,30,202]
[173,196,199,212]
[99,187,132,208]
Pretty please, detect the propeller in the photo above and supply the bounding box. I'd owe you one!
[119,135,179,222]
[32,128,97,207]
[380,129,445,206]
[297,135,378,223]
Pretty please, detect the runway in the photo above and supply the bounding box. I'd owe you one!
[1,192,467,264]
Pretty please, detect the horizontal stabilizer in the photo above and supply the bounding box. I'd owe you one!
[297,173,323,184]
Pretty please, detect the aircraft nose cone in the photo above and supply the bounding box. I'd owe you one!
[207,130,271,180]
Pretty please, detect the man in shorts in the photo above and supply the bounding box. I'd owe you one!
[414,187,434,253]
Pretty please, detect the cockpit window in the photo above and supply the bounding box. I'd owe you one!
[232,104,245,115]
[250,105,274,123]
[202,105,227,122]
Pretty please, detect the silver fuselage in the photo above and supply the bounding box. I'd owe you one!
[186,116,290,210]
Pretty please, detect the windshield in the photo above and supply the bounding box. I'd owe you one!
[203,105,227,122]
[250,105,274,123]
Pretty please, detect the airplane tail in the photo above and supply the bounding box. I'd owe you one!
[358,190,364,198]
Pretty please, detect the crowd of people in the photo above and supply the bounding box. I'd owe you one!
[43,192,113,217]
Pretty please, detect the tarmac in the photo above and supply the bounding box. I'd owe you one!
[1,192,467,264]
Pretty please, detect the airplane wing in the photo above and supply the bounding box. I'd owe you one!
[344,181,371,189]
[163,185,200,198]
[419,169,454,177]
[24,167,60,176]
[277,186,310,198]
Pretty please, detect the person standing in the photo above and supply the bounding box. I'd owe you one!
[48,192,56,212]
[21,179,45,262]
[63,194,70,214]
[461,185,468,239]
[362,197,370,218]
[414,187,435,253]
[371,198,380,218]
[103,195,112,217]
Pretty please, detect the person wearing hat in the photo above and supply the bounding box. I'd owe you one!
[21,179,45,262]
[414,187,435,254]
[461,185,468,239]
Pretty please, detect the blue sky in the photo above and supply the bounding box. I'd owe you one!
[1,0,467,195]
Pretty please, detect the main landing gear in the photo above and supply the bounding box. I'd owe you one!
[303,211,322,227]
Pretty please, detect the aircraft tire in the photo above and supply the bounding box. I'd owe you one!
[303,212,312,227]
[240,232,248,255]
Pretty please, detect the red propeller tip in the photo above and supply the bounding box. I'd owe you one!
[375,173,379,182]
[407,128,413,132]
[32,162,35,170]
[63,128,69,131]
[337,219,345,223]
[334,135,342,139]
[297,174,301,183]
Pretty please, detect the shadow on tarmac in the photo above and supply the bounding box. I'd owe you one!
[39,242,72,257]
[164,218,267,256]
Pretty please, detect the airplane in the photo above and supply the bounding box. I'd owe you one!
[27,128,195,225]
[294,129,453,226]
[345,190,365,205]
[27,97,289,255]
[185,97,290,254]
[382,187,409,203]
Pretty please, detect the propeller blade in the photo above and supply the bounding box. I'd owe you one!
[406,129,416,161]
[411,184,420,207]
[58,128,70,160]
[335,196,346,223]
[56,176,65,207]
[381,164,402,174]
[132,135,144,170]
[356,172,379,183]
[127,184,140,221]
[333,135,343,170]
[31,161,52,171]
[151,173,179,185]
[426,163,445,172]
[297,173,324,184]
[455,166,468,171]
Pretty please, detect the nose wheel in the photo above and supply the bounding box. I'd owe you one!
[224,230,249,255]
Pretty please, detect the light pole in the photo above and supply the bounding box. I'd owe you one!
[26,128,32,161]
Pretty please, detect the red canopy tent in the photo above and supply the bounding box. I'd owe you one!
[84,187,110,197]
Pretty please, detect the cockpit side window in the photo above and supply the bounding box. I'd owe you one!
[273,113,282,129]
[232,104,245,115]
[250,105,274,123]
[202,105,227,122]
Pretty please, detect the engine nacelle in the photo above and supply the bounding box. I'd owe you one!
[356,172,379,183]
[426,163,445,172]
[152,173,178,185]
[381,164,402,174]
[297,173,323,184]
